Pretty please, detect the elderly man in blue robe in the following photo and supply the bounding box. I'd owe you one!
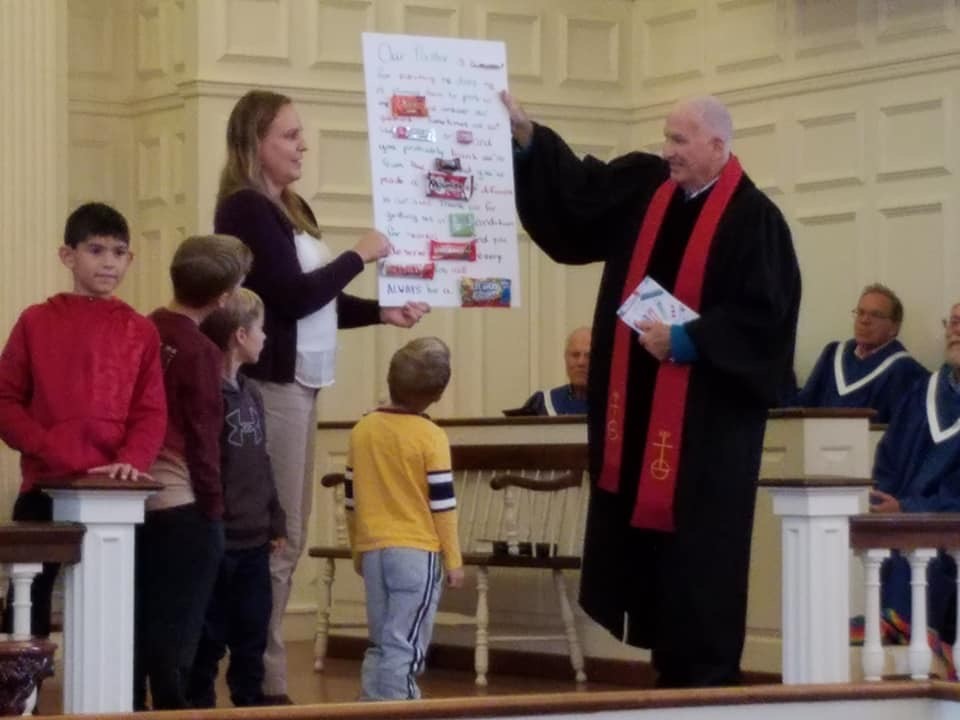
[792,283,928,423]
[864,303,960,677]
[514,327,590,416]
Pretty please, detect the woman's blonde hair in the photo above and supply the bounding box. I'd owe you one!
[200,287,265,352]
[218,89,321,237]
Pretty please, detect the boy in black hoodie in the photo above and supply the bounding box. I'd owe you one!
[189,288,286,707]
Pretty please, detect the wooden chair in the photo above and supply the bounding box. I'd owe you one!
[308,442,590,685]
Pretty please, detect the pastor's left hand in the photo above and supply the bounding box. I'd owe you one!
[637,321,671,361]
[380,302,431,328]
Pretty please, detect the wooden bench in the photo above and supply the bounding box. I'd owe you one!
[308,442,590,686]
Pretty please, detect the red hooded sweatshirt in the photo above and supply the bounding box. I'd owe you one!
[0,293,167,492]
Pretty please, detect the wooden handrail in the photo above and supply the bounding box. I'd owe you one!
[768,407,876,419]
[317,446,590,482]
[318,408,878,431]
[850,513,960,551]
[758,475,872,488]
[321,473,346,488]
[42,680,960,720]
[452,444,588,471]
[489,472,581,492]
[0,522,85,564]
[35,474,163,492]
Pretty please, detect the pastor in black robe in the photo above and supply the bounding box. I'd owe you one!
[513,124,801,687]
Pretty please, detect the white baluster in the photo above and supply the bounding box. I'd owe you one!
[552,569,586,683]
[8,563,42,640]
[860,548,890,681]
[907,548,937,679]
[312,557,335,671]
[474,566,489,686]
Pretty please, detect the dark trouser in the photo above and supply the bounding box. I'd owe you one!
[133,504,223,711]
[652,649,741,688]
[188,543,272,708]
[2,490,58,638]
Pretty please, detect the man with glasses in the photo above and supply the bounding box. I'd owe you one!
[860,302,960,675]
[792,283,928,423]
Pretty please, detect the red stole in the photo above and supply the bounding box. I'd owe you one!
[597,156,743,531]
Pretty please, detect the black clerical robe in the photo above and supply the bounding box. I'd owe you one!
[514,124,801,680]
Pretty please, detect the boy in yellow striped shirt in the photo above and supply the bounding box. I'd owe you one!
[346,336,463,700]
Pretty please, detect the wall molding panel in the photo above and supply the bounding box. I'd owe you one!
[875,94,952,181]
[558,14,623,87]
[794,0,864,58]
[638,6,704,85]
[794,109,865,192]
[400,1,461,37]
[712,0,785,74]
[306,0,374,70]
[876,0,954,43]
[217,0,293,65]
[477,9,543,81]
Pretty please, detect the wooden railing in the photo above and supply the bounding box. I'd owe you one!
[36,680,960,720]
[850,513,960,681]
[0,522,84,715]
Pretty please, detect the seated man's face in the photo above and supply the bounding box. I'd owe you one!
[565,330,591,389]
[853,292,899,350]
[945,304,960,368]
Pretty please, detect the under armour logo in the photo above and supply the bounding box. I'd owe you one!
[225,406,263,446]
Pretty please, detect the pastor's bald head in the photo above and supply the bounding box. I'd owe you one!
[663,96,733,192]
[672,96,733,155]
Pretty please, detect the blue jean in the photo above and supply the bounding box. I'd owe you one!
[189,543,272,707]
[360,548,443,700]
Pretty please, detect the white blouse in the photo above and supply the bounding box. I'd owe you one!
[293,231,338,388]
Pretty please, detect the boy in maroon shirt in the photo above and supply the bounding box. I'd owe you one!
[0,202,167,638]
[135,234,252,711]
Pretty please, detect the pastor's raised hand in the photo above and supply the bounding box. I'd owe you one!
[500,90,533,149]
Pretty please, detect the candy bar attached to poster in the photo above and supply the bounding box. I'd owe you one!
[362,32,520,309]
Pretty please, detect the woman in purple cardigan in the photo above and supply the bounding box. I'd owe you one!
[214,90,429,704]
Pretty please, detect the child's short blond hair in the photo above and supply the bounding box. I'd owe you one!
[387,337,451,413]
[170,234,253,308]
[200,287,264,352]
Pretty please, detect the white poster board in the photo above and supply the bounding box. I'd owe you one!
[362,32,520,309]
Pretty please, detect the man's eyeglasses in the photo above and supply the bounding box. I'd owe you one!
[852,309,892,321]
[943,316,960,330]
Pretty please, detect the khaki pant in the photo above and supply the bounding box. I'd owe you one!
[250,379,318,696]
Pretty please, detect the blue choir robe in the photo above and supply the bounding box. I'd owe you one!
[793,339,928,423]
[518,384,588,416]
[874,365,960,645]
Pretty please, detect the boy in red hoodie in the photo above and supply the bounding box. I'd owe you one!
[0,201,167,637]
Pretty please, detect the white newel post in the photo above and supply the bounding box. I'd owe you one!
[39,476,160,714]
[761,410,873,684]
[767,481,868,683]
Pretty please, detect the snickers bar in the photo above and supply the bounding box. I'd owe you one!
[426,171,473,201]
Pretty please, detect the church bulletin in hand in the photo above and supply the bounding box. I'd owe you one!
[362,32,521,308]
[617,276,698,334]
